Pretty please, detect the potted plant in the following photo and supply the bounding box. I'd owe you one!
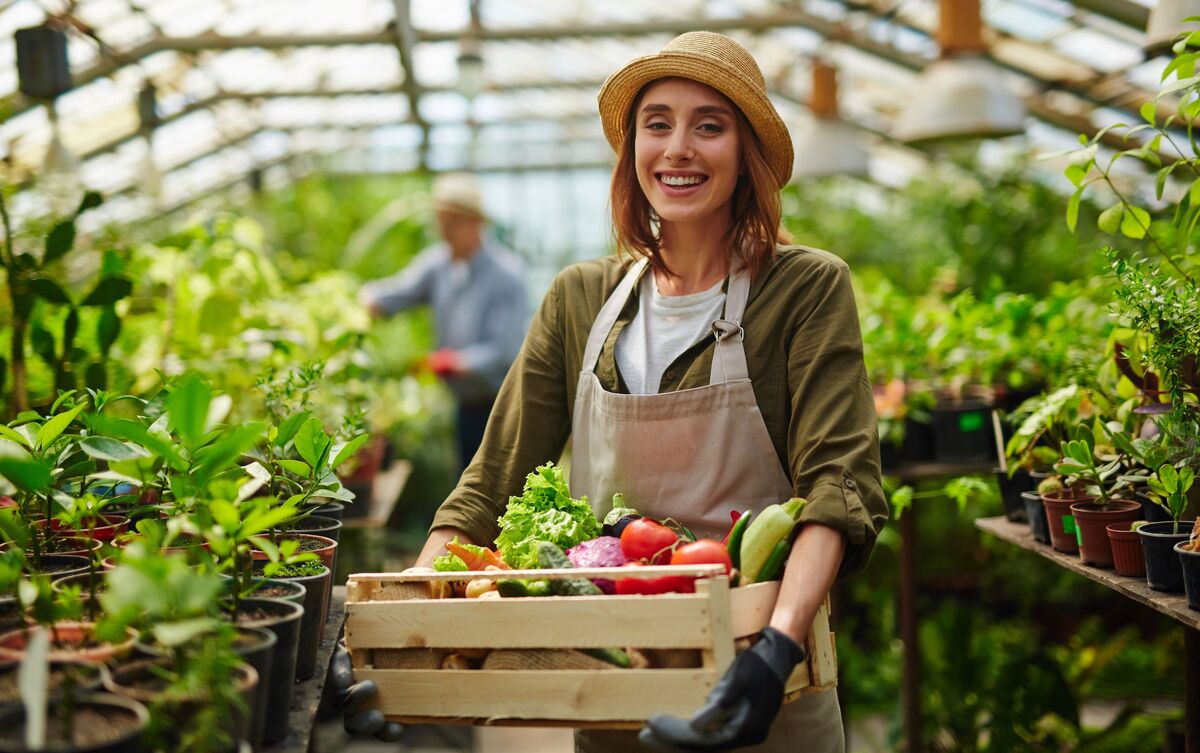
[1174,517,1200,610]
[1055,425,1142,568]
[1139,464,1196,592]
[253,558,330,681]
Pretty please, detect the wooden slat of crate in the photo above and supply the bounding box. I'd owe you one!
[356,668,718,721]
[347,593,714,649]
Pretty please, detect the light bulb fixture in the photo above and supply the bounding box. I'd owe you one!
[793,61,869,179]
[456,40,484,101]
[893,0,1025,145]
[1145,0,1200,56]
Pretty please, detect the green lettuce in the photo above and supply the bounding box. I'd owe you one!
[495,463,601,569]
[432,536,491,572]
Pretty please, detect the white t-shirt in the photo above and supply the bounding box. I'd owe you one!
[615,272,726,395]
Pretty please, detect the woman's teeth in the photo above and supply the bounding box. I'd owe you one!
[660,175,706,186]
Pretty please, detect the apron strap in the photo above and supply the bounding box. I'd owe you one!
[581,257,648,374]
[709,266,751,383]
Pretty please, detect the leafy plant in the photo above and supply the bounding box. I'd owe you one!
[1147,464,1195,532]
[1054,426,1119,504]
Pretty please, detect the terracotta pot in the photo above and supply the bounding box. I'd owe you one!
[1070,499,1142,568]
[36,514,128,542]
[1,536,102,558]
[1107,522,1147,577]
[0,620,135,663]
[250,533,336,572]
[1042,490,1091,554]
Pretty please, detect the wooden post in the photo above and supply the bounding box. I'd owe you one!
[938,0,985,55]
[810,61,839,120]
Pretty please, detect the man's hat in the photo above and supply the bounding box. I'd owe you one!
[433,172,487,220]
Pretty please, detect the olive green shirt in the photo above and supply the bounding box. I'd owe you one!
[430,245,888,579]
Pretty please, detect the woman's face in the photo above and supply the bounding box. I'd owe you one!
[633,77,742,227]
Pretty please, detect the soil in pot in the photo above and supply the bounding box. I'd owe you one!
[0,660,104,704]
[31,555,92,579]
[282,515,343,545]
[1042,491,1091,554]
[103,658,257,750]
[254,562,330,681]
[1107,522,1147,578]
[1137,521,1195,592]
[0,622,135,663]
[1070,499,1142,568]
[3,537,102,558]
[250,533,336,572]
[1021,492,1051,546]
[0,692,148,753]
[229,599,302,744]
[1176,541,1200,611]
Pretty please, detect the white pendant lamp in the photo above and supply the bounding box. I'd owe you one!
[792,61,869,179]
[893,0,1025,145]
[1146,0,1200,56]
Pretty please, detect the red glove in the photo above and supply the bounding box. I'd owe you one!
[427,348,463,378]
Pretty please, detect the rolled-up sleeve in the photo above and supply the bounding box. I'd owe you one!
[786,259,887,580]
[359,247,440,315]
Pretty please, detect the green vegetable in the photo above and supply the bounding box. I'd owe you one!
[496,463,602,569]
[432,553,467,572]
[497,579,528,598]
[536,541,603,596]
[725,511,753,569]
[741,497,806,583]
[756,538,791,582]
[583,648,632,668]
[525,579,552,597]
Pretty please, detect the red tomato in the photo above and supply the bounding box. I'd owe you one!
[670,540,733,575]
[619,518,679,565]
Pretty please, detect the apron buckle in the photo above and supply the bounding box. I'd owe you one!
[712,319,745,342]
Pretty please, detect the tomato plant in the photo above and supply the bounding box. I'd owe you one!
[619,518,678,564]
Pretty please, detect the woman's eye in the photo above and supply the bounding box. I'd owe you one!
[645,121,670,130]
[698,123,723,134]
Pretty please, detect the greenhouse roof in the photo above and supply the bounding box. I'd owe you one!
[0,0,1177,227]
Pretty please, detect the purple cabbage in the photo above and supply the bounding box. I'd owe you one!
[566,536,626,594]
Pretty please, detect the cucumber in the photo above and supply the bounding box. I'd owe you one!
[755,538,791,582]
[583,648,632,668]
[536,542,604,596]
[525,579,552,597]
[497,579,529,598]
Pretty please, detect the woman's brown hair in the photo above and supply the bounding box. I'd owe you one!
[609,81,792,279]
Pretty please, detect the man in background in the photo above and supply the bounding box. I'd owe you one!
[360,173,529,470]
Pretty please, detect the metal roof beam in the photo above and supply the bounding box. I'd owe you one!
[389,0,429,170]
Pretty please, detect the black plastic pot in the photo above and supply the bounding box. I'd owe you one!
[233,627,275,752]
[32,555,91,580]
[0,660,105,704]
[1137,520,1194,592]
[1138,491,1173,524]
[282,515,343,576]
[0,692,149,753]
[1176,542,1200,611]
[308,502,344,523]
[996,468,1035,523]
[931,397,993,464]
[253,564,330,681]
[1021,491,1051,545]
[232,599,302,745]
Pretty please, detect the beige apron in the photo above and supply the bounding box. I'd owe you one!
[570,258,844,753]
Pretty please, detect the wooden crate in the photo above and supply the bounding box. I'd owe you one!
[345,564,837,728]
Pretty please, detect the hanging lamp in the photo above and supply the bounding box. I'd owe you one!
[792,60,869,179]
[1145,0,1200,56]
[893,0,1025,144]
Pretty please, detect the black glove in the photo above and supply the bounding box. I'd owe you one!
[639,627,806,752]
[330,642,404,742]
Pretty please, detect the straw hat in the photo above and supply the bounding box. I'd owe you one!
[433,172,487,220]
[597,31,794,189]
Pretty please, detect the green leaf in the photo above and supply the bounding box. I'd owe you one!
[209,500,241,532]
[1159,464,1180,493]
[1064,164,1086,186]
[35,404,86,450]
[0,458,51,492]
[44,220,76,265]
[1141,101,1157,124]
[1120,205,1151,239]
[97,305,120,356]
[294,417,328,469]
[76,192,102,215]
[152,617,220,648]
[331,434,370,471]
[81,277,132,307]
[167,376,210,451]
[190,422,264,486]
[248,535,281,563]
[30,278,71,304]
[1066,187,1083,232]
[78,436,150,462]
[277,459,311,478]
[1156,163,1178,200]
[1098,203,1124,234]
[0,425,32,450]
[274,411,311,448]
